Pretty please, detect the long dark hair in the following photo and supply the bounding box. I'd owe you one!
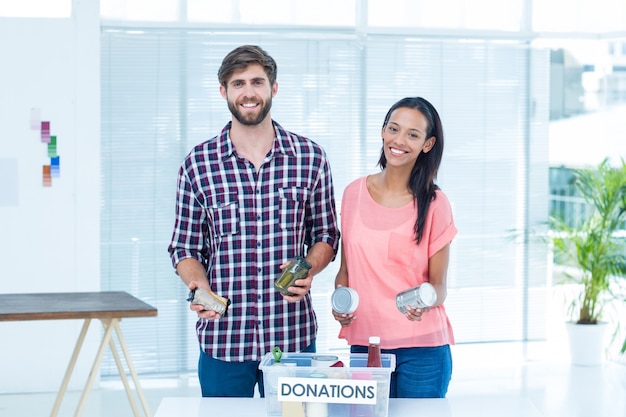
[377,97,444,245]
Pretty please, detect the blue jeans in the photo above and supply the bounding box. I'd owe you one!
[350,344,452,398]
[198,340,316,397]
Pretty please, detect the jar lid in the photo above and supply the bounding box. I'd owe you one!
[294,256,312,269]
[331,287,359,314]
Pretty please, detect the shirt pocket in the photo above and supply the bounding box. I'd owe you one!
[387,231,415,269]
[278,187,310,231]
[209,192,240,236]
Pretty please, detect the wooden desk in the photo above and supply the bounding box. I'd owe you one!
[0,291,158,417]
[153,396,544,417]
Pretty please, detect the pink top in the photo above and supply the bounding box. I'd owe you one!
[339,176,457,348]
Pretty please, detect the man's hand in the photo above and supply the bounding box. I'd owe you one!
[280,273,313,302]
[187,282,230,319]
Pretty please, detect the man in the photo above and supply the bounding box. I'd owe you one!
[167,45,340,397]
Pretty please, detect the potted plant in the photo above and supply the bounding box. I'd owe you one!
[549,157,626,365]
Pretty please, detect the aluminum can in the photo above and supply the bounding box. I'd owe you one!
[331,287,359,314]
[395,282,437,314]
[311,355,340,367]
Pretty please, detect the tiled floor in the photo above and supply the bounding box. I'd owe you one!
[1,342,625,417]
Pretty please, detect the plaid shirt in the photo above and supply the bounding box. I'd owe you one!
[168,120,340,362]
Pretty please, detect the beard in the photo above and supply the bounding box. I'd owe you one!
[227,96,273,126]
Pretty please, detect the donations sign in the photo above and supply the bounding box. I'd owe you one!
[277,377,378,404]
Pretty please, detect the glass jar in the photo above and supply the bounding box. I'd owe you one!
[274,256,312,295]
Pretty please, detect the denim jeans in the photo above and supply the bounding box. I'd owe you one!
[350,344,452,398]
[198,340,316,397]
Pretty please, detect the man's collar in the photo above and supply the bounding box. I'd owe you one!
[217,120,296,161]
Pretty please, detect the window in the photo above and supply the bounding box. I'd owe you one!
[367,0,523,31]
[100,0,179,21]
[532,0,626,33]
[187,0,356,26]
[101,29,549,376]
[0,0,70,17]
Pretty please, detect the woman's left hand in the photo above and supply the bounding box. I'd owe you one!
[332,309,356,327]
[404,306,430,321]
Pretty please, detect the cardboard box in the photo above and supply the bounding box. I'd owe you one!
[260,352,396,417]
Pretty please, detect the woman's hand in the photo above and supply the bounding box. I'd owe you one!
[332,309,356,327]
[403,306,430,321]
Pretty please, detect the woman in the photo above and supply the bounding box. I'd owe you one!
[333,97,457,398]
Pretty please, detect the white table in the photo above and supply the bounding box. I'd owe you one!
[154,395,543,417]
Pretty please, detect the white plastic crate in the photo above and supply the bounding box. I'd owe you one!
[260,352,396,417]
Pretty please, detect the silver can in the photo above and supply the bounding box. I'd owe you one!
[396,282,437,314]
[331,287,359,314]
[311,355,339,367]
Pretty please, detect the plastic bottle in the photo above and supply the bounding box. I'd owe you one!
[366,336,382,368]
[351,336,381,417]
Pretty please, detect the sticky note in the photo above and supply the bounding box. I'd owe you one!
[43,165,52,187]
[41,121,50,143]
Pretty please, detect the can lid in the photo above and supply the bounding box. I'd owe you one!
[311,355,339,367]
[418,282,437,307]
[331,287,359,313]
[369,336,380,344]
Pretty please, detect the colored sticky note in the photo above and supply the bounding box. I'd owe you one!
[43,165,52,187]
[41,121,50,143]
[50,156,60,178]
[30,108,41,130]
[48,136,57,157]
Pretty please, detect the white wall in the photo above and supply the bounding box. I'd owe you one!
[0,0,101,393]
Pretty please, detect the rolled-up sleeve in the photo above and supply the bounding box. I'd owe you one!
[168,163,208,269]
[308,152,340,256]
